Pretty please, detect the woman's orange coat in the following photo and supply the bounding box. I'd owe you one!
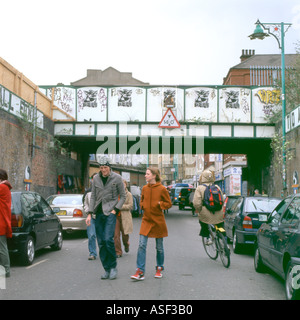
[139,183,172,238]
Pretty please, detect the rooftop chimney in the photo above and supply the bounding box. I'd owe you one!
[240,49,255,62]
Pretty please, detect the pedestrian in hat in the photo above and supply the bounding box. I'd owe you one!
[86,158,126,280]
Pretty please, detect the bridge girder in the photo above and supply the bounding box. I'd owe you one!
[57,135,271,156]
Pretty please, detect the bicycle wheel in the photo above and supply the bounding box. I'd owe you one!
[217,233,230,268]
[202,235,218,260]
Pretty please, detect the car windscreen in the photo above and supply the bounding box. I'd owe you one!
[48,195,83,206]
[245,198,281,213]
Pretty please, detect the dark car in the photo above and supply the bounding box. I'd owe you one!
[178,187,195,212]
[254,194,300,300]
[170,183,190,205]
[224,196,281,253]
[7,191,63,265]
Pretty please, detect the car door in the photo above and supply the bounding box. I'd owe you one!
[35,193,59,244]
[272,197,300,274]
[258,198,291,265]
[22,192,48,249]
[225,197,243,240]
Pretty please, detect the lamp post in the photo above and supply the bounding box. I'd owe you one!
[249,19,292,192]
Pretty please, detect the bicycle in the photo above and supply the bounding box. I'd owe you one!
[202,224,231,268]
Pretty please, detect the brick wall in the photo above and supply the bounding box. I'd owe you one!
[0,108,82,198]
[269,124,300,197]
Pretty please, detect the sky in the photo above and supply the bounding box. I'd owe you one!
[1,0,300,87]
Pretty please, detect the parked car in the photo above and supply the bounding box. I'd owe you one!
[178,187,195,212]
[223,195,242,215]
[47,194,87,233]
[7,191,63,265]
[224,196,281,253]
[254,194,300,300]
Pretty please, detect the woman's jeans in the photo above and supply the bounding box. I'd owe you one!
[95,213,117,271]
[87,218,97,257]
[137,235,164,273]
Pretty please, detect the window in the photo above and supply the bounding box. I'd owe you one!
[269,198,291,226]
[49,195,83,206]
[230,198,243,213]
[22,193,41,216]
[246,198,281,213]
[35,194,52,216]
[282,197,300,227]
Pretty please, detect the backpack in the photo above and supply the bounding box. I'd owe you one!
[201,184,223,212]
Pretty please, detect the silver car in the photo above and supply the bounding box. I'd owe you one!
[47,194,87,232]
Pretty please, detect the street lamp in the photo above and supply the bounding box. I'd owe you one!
[249,19,292,192]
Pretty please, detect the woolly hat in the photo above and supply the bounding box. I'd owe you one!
[98,157,111,167]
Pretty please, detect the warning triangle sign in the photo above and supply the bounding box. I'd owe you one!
[158,108,181,128]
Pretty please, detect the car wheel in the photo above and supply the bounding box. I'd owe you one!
[179,205,184,210]
[233,231,242,254]
[20,236,35,266]
[51,229,63,251]
[254,246,266,273]
[285,262,300,300]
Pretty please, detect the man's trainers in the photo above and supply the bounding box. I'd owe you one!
[155,267,163,278]
[131,268,145,281]
[109,268,118,280]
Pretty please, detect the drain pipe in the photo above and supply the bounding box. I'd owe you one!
[32,90,37,158]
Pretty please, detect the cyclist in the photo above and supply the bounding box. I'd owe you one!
[193,168,225,244]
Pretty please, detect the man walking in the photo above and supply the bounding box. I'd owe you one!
[86,158,126,280]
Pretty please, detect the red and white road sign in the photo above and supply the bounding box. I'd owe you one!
[158,108,181,128]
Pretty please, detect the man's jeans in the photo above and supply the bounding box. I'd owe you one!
[87,218,97,257]
[137,235,164,273]
[95,213,117,271]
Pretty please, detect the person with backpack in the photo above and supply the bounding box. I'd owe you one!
[193,169,225,243]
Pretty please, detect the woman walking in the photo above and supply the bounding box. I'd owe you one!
[131,167,172,281]
[114,180,133,257]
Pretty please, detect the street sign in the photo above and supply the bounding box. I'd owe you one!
[158,108,180,128]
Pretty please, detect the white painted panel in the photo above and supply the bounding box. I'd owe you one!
[256,126,275,138]
[48,87,76,119]
[108,87,146,121]
[119,123,139,136]
[77,87,107,122]
[219,88,251,123]
[234,125,254,137]
[185,87,218,122]
[53,109,71,120]
[75,123,95,136]
[188,125,209,137]
[141,124,162,136]
[164,125,187,137]
[211,125,232,137]
[54,123,73,135]
[252,87,281,123]
[97,123,117,136]
[147,87,184,122]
